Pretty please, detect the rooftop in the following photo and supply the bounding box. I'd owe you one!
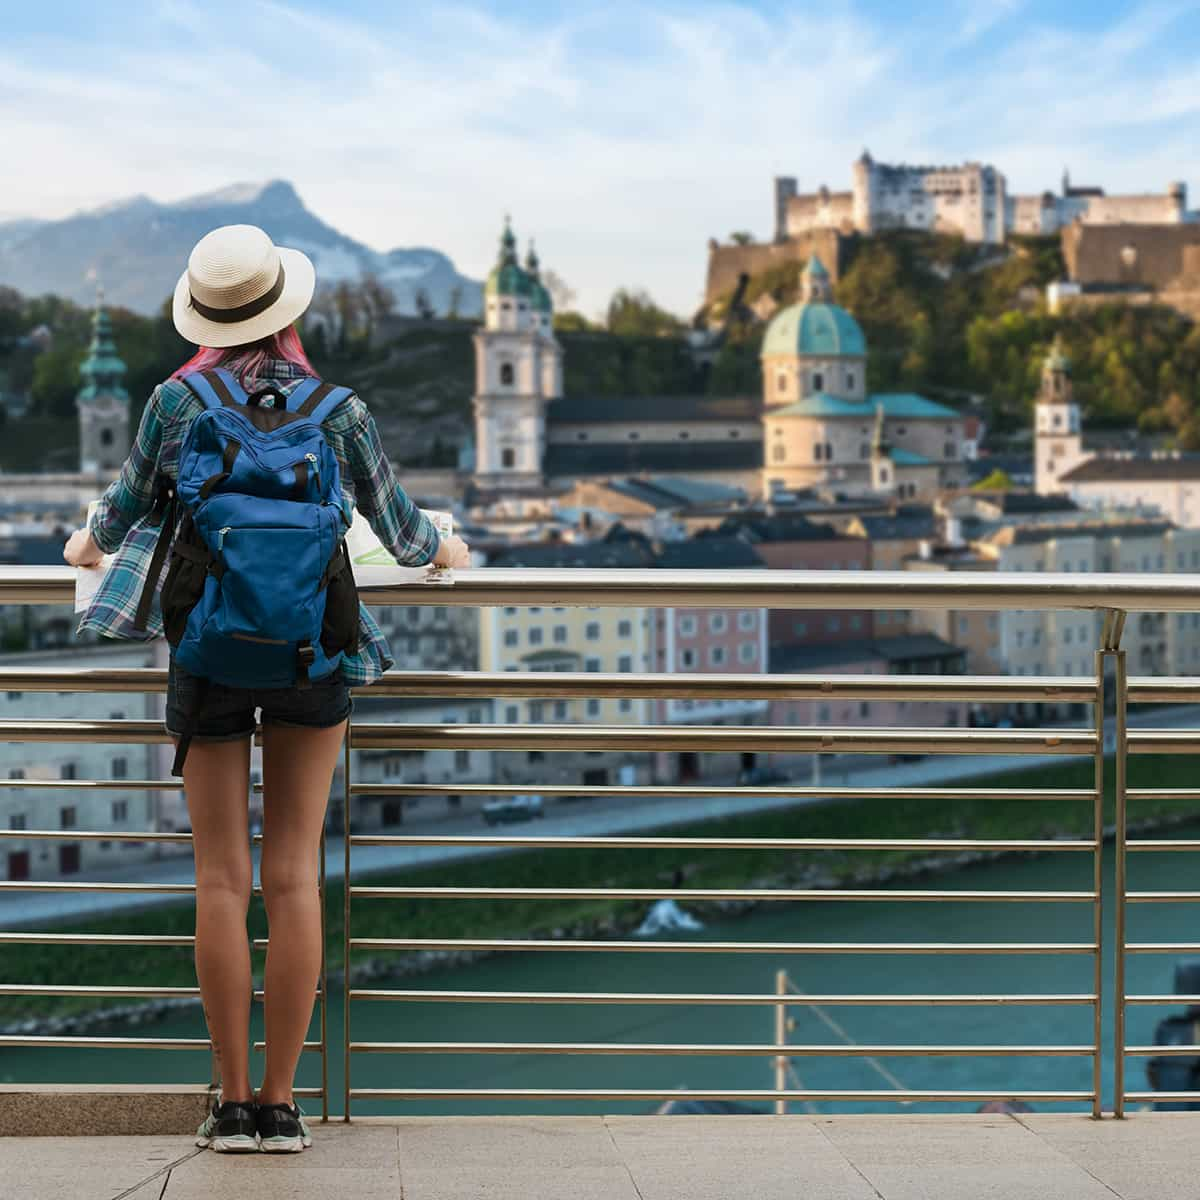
[544,441,762,477]
[1062,456,1200,483]
[548,394,761,424]
[769,393,960,421]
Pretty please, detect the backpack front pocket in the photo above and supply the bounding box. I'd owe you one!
[161,517,212,645]
[320,540,360,657]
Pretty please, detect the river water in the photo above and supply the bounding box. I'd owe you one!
[4,830,1199,1117]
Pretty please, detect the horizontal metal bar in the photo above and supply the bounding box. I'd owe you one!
[349,989,1098,1006]
[1126,995,1200,1005]
[1125,1045,1200,1057]
[0,984,320,1000]
[0,881,272,895]
[1126,841,1200,852]
[1124,1091,1200,1103]
[0,667,166,693]
[359,670,1099,703]
[11,563,1200,612]
[1127,893,1200,902]
[349,783,1098,802]
[350,885,1094,903]
[349,937,1098,955]
[0,720,169,744]
[1128,790,1200,801]
[0,829,193,843]
[0,780,181,791]
[349,1040,1094,1057]
[1125,944,1200,954]
[1128,677,1200,703]
[348,1087,1095,1102]
[1129,731,1200,754]
[0,932,196,946]
[350,722,1096,755]
[0,1034,211,1049]
[348,833,1096,852]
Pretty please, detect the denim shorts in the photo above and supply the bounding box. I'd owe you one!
[164,656,352,743]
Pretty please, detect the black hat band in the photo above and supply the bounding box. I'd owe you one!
[189,263,286,324]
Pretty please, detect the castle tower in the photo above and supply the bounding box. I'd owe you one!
[76,291,131,474]
[1034,337,1083,495]
[472,219,550,490]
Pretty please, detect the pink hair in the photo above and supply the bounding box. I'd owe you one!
[170,325,318,387]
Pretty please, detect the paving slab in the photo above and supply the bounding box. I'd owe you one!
[0,1134,197,1200]
[394,1116,641,1200]
[1021,1112,1200,1200]
[817,1114,1119,1200]
[604,1114,880,1200]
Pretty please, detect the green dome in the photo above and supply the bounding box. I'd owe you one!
[524,244,552,313]
[761,299,866,359]
[485,218,534,299]
[77,301,130,405]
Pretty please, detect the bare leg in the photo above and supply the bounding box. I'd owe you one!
[257,718,346,1106]
[179,735,254,1103]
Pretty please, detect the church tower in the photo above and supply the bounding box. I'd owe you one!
[472,219,558,491]
[1034,337,1083,495]
[76,292,131,474]
[868,401,896,495]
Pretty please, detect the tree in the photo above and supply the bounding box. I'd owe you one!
[605,288,684,338]
[542,269,575,313]
[972,468,1015,491]
[729,231,754,246]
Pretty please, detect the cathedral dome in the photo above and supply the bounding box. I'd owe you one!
[484,218,534,299]
[761,255,866,359]
[524,244,552,313]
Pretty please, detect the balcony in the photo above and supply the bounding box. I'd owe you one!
[2,565,1200,1199]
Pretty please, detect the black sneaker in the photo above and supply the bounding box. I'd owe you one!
[194,1094,258,1152]
[255,1099,313,1153]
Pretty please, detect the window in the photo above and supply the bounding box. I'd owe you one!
[587,699,601,717]
[8,768,24,781]
[772,444,786,463]
[681,649,697,668]
[529,627,543,646]
[824,441,833,460]
[618,655,633,672]
[60,763,76,781]
[505,705,519,724]
[679,616,697,636]
[111,757,127,780]
[860,442,870,459]
[777,373,787,394]
[504,630,519,647]
[709,613,728,634]
[585,622,601,640]
[846,372,855,390]
[60,806,76,829]
[737,611,756,632]
[501,447,515,468]
[553,701,568,720]
[499,362,514,386]
[618,620,632,637]
[827,617,841,633]
[793,620,808,636]
[619,699,633,713]
[944,443,955,458]
[738,642,756,663]
[455,750,471,770]
[9,813,26,830]
[585,657,601,671]
[553,625,567,643]
[813,371,824,391]
[529,701,545,722]
[710,646,727,666]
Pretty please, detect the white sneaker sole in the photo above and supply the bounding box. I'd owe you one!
[259,1134,311,1153]
[197,1133,259,1152]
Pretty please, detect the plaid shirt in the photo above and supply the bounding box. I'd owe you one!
[75,357,441,686]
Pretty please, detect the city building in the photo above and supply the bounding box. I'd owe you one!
[761,257,968,499]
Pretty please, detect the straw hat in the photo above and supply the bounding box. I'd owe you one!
[172,224,315,348]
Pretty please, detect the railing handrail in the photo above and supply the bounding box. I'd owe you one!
[5,564,1200,611]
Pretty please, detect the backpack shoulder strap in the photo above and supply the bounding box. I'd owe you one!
[179,367,249,411]
[289,379,354,424]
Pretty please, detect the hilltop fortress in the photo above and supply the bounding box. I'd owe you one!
[707,151,1199,311]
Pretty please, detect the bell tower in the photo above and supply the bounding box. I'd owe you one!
[1034,337,1084,495]
[76,290,131,474]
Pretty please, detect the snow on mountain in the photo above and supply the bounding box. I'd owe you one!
[0,181,482,318]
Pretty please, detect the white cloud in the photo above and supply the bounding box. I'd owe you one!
[1,0,1197,318]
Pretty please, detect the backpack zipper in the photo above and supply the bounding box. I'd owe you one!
[304,453,321,494]
[217,526,232,551]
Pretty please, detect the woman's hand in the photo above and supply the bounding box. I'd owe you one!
[433,534,470,569]
[63,527,104,568]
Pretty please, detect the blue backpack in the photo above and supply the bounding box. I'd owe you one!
[134,367,361,775]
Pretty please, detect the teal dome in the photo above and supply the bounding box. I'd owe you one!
[524,244,552,313]
[761,299,866,359]
[485,219,534,299]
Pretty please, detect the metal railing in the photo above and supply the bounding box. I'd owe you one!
[0,566,1192,1119]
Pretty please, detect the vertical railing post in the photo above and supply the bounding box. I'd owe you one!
[774,968,788,1115]
[1113,641,1128,1117]
[1092,646,1105,1119]
[319,813,329,1122]
[342,705,353,1122]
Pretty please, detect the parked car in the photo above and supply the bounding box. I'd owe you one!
[482,794,545,825]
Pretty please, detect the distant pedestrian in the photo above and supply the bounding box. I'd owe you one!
[64,224,469,1152]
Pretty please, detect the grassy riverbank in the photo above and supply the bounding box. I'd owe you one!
[3,753,1197,1025]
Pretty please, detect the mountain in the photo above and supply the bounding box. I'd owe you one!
[0,180,482,318]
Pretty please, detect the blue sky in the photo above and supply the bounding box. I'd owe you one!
[4,0,1199,316]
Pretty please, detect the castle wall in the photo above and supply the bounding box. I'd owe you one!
[784,191,855,237]
[1061,222,1200,288]
[704,230,848,306]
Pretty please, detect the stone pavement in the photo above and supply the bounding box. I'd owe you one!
[6,1113,1200,1200]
